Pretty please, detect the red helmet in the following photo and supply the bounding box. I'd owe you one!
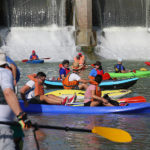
[78,53,82,56]
[32,50,35,53]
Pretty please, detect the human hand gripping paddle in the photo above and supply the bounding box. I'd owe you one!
[0,121,132,143]
[22,58,51,62]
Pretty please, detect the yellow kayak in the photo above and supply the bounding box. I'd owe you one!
[45,89,131,99]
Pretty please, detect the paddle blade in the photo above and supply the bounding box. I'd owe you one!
[43,57,51,60]
[92,126,132,143]
[118,96,146,103]
[22,59,28,62]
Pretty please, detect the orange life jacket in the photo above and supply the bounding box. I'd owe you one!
[27,74,44,96]
[62,74,79,89]
[89,80,101,101]
[74,55,85,65]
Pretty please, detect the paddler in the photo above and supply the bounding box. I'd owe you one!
[114,58,131,73]
[62,62,89,90]
[84,75,119,107]
[0,52,32,149]
[88,61,111,80]
[74,53,85,68]
[30,50,39,60]
[58,59,70,80]
[20,72,76,106]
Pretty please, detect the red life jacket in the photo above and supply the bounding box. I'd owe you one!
[31,55,38,60]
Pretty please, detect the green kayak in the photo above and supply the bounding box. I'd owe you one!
[109,70,150,78]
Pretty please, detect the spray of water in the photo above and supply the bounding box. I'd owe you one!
[1,25,77,61]
[95,27,150,60]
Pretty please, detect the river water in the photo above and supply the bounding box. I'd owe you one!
[15,59,150,150]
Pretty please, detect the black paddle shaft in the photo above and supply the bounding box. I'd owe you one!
[0,121,91,133]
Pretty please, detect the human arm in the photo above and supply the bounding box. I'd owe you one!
[59,69,66,80]
[79,78,90,84]
[120,66,131,73]
[20,85,31,107]
[91,90,113,106]
[27,73,37,81]
[9,64,17,86]
[4,88,23,116]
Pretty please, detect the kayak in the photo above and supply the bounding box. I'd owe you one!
[44,78,138,90]
[109,70,150,78]
[46,89,132,99]
[70,96,146,106]
[145,62,150,66]
[26,59,44,64]
[20,102,150,114]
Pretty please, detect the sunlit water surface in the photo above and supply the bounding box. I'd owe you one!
[16,60,150,150]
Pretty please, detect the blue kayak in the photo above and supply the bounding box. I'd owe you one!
[26,59,44,64]
[44,78,138,90]
[20,102,150,114]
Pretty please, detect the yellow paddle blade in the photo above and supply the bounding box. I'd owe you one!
[92,126,132,143]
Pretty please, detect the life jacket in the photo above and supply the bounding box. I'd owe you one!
[102,73,111,80]
[88,69,104,80]
[96,69,104,76]
[89,80,101,101]
[58,64,70,80]
[31,55,38,60]
[114,64,125,73]
[62,74,79,89]
[74,55,85,65]
[27,74,44,96]
[6,56,20,82]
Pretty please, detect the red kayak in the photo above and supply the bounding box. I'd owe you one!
[145,62,150,66]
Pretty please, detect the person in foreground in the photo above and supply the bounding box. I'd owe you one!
[0,52,31,150]
[20,72,76,106]
[84,75,119,107]
[114,58,131,73]
[58,59,70,80]
[30,50,39,60]
[62,62,89,90]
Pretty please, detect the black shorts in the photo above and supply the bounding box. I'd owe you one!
[84,101,91,106]
[29,96,42,104]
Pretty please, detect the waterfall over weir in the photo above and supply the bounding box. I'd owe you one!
[0,0,77,61]
[0,26,76,61]
[95,27,150,60]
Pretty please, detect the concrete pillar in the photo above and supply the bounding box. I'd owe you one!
[146,0,150,32]
[75,0,97,46]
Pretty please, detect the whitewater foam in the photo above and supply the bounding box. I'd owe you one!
[1,25,76,61]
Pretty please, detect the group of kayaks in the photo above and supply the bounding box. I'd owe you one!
[20,61,150,114]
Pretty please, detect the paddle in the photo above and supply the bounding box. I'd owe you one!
[0,121,132,143]
[118,96,146,103]
[22,58,51,62]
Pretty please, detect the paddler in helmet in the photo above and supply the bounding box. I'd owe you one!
[30,50,39,60]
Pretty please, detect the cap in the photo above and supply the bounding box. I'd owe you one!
[117,58,122,62]
[0,52,7,66]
